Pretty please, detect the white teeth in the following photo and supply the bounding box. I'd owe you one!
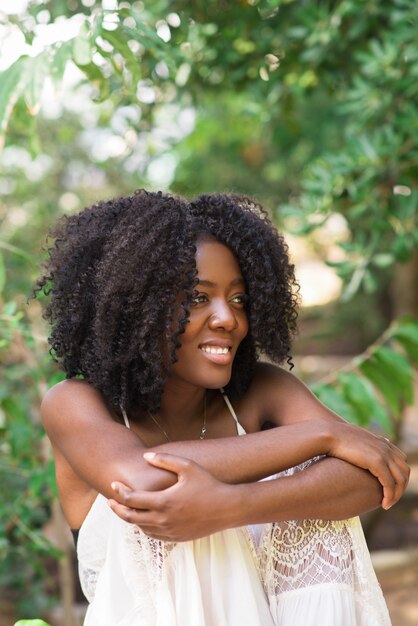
[200,346,230,354]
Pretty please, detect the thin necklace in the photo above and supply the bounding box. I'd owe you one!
[148,394,207,442]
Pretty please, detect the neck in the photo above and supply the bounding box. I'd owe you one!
[158,380,207,428]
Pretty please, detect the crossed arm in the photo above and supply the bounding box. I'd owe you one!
[42,373,409,541]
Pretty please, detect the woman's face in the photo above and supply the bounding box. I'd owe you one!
[170,239,249,390]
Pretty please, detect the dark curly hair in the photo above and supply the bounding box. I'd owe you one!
[37,190,299,411]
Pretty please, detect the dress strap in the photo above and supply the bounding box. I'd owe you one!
[120,406,131,429]
[220,388,247,436]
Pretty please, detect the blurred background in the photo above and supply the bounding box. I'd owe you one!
[0,1,417,624]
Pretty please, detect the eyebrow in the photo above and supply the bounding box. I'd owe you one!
[197,278,245,287]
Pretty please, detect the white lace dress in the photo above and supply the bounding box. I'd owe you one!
[76,399,391,626]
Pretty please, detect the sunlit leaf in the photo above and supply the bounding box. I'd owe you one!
[359,358,401,414]
[73,21,93,66]
[0,57,29,150]
[392,320,418,345]
[24,52,50,116]
[50,41,73,85]
[374,346,414,405]
[101,28,141,84]
[371,253,394,268]
[395,336,418,361]
[311,383,355,421]
[338,372,392,432]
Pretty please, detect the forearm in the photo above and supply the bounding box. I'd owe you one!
[43,381,334,497]
[234,456,383,525]
[136,421,332,490]
[108,453,384,541]
[44,381,406,510]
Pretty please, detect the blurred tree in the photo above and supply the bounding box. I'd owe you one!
[0,0,417,617]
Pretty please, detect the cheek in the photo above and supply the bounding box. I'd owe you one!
[239,312,249,341]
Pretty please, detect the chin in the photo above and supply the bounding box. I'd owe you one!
[202,370,232,390]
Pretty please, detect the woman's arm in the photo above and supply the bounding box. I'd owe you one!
[107,452,384,541]
[42,378,408,508]
[42,379,337,496]
[243,363,409,509]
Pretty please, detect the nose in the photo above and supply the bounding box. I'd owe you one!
[208,298,238,331]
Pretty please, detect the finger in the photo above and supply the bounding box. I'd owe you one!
[108,499,139,523]
[382,458,410,509]
[383,438,407,461]
[369,462,395,509]
[108,486,165,510]
[390,444,408,462]
[380,460,408,509]
[144,452,195,476]
[110,481,133,499]
[107,499,160,524]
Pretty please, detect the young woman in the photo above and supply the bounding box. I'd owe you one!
[39,191,408,625]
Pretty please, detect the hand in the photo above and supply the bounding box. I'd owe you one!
[108,452,240,541]
[326,420,410,509]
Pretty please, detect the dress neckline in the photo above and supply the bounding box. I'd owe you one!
[120,389,246,436]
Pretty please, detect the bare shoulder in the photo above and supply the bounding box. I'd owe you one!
[41,379,114,439]
[245,362,340,427]
[42,378,104,413]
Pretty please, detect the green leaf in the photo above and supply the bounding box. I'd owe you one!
[24,52,50,116]
[392,320,418,345]
[395,336,418,361]
[119,9,168,49]
[73,22,93,66]
[101,28,141,85]
[375,346,414,405]
[50,41,73,85]
[0,57,29,149]
[391,234,414,262]
[2,397,34,457]
[359,358,401,414]
[0,240,34,262]
[371,253,394,268]
[341,263,366,301]
[338,372,392,432]
[363,269,378,294]
[74,62,109,102]
[311,383,355,421]
[360,344,414,414]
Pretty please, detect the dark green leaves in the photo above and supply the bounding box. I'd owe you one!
[312,318,417,434]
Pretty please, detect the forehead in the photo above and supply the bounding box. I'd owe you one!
[195,240,243,281]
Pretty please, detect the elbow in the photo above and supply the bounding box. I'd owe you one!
[112,460,177,493]
[355,469,383,512]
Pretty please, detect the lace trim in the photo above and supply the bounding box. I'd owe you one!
[78,565,100,603]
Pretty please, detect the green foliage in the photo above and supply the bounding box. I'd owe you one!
[0,0,417,614]
[312,318,418,434]
[0,248,61,614]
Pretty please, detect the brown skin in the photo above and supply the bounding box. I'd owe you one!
[41,241,410,539]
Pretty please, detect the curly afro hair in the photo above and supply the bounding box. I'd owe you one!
[37,190,299,412]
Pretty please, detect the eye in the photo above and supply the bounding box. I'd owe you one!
[231,294,248,306]
[191,293,208,306]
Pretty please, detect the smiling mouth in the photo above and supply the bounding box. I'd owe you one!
[199,346,231,355]
[198,344,233,365]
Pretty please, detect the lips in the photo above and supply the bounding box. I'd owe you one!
[200,345,230,355]
[199,341,233,365]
